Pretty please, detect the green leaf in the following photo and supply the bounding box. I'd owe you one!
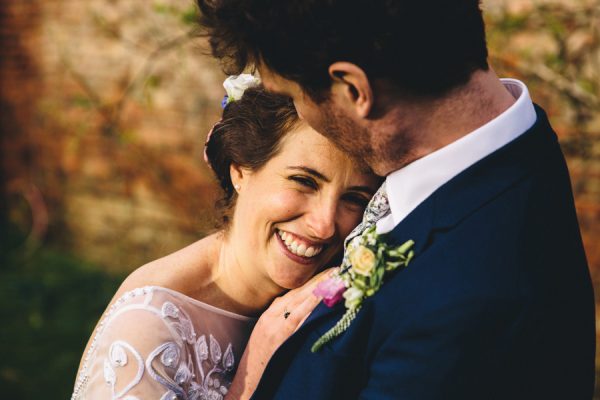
[377,266,385,281]
[406,250,415,264]
[353,278,366,290]
[387,248,407,258]
[385,261,402,270]
[397,239,415,254]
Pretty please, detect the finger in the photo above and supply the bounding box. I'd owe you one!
[288,267,338,299]
[309,267,338,285]
[278,267,338,314]
[294,297,322,332]
[267,295,286,313]
[287,293,321,330]
[270,267,338,320]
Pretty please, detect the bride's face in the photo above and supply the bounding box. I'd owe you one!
[229,123,380,290]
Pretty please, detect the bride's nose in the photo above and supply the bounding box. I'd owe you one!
[305,197,337,240]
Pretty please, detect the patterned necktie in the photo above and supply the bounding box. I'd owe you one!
[341,181,390,270]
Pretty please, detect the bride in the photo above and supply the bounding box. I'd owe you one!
[72,76,380,399]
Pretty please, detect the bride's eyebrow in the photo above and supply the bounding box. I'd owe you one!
[349,186,376,196]
[286,166,330,182]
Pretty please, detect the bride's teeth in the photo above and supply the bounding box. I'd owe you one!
[305,247,315,257]
[279,230,324,258]
[297,244,307,256]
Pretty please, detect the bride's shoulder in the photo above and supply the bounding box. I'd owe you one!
[114,232,222,304]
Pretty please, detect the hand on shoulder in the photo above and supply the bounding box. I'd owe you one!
[226,268,335,399]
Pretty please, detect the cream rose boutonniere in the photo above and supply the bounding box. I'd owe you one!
[350,246,376,276]
[312,225,414,352]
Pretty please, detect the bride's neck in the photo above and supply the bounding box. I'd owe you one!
[206,231,284,317]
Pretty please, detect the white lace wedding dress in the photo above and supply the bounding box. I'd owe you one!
[72,286,256,400]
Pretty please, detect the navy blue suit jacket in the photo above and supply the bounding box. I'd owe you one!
[251,106,595,399]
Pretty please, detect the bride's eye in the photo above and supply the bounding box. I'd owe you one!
[342,193,369,210]
[289,175,318,189]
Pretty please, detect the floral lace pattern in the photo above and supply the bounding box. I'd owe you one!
[73,286,255,400]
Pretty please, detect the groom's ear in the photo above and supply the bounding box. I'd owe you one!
[328,62,373,118]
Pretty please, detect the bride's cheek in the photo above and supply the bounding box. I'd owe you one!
[271,191,305,215]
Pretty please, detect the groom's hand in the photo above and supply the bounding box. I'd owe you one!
[226,268,334,399]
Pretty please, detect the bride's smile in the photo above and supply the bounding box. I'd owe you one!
[225,123,379,292]
[275,228,325,260]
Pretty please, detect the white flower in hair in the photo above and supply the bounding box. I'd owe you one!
[223,74,261,104]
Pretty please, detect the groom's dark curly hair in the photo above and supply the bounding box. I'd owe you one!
[197,0,489,101]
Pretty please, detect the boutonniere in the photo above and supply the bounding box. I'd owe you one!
[312,226,415,352]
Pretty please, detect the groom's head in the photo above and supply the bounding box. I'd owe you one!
[198,0,489,169]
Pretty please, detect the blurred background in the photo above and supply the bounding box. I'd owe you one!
[0,0,598,397]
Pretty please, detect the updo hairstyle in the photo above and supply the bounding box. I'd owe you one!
[205,86,300,227]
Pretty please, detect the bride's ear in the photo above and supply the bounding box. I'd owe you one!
[328,62,373,118]
[229,163,248,193]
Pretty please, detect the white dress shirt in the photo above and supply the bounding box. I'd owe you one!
[376,78,537,234]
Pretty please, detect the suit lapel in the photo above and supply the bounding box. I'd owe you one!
[387,104,554,248]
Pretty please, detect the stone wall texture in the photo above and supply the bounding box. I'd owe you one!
[3,0,225,270]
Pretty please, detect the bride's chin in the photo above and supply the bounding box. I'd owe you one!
[268,257,317,289]
[271,272,313,290]
[266,232,330,288]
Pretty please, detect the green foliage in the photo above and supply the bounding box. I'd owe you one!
[145,74,162,89]
[0,226,124,399]
[181,6,199,25]
[578,78,596,95]
[544,13,567,38]
[495,13,528,33]
[152,2,198,25]
[544,52,566,70]
[71,95,94,109]
[152,2,177,15]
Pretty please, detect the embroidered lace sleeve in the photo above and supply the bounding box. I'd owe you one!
[72,286,255,400]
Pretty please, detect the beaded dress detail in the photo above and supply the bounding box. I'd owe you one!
[72,286,255,400]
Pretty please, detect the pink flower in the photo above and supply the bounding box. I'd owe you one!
[313,277,346,307]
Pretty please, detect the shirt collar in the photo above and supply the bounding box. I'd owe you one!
[377,78,537,233]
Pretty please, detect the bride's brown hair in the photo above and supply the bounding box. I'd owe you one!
[205,87,300,227]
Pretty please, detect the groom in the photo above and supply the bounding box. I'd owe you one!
[198,0,595,398]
